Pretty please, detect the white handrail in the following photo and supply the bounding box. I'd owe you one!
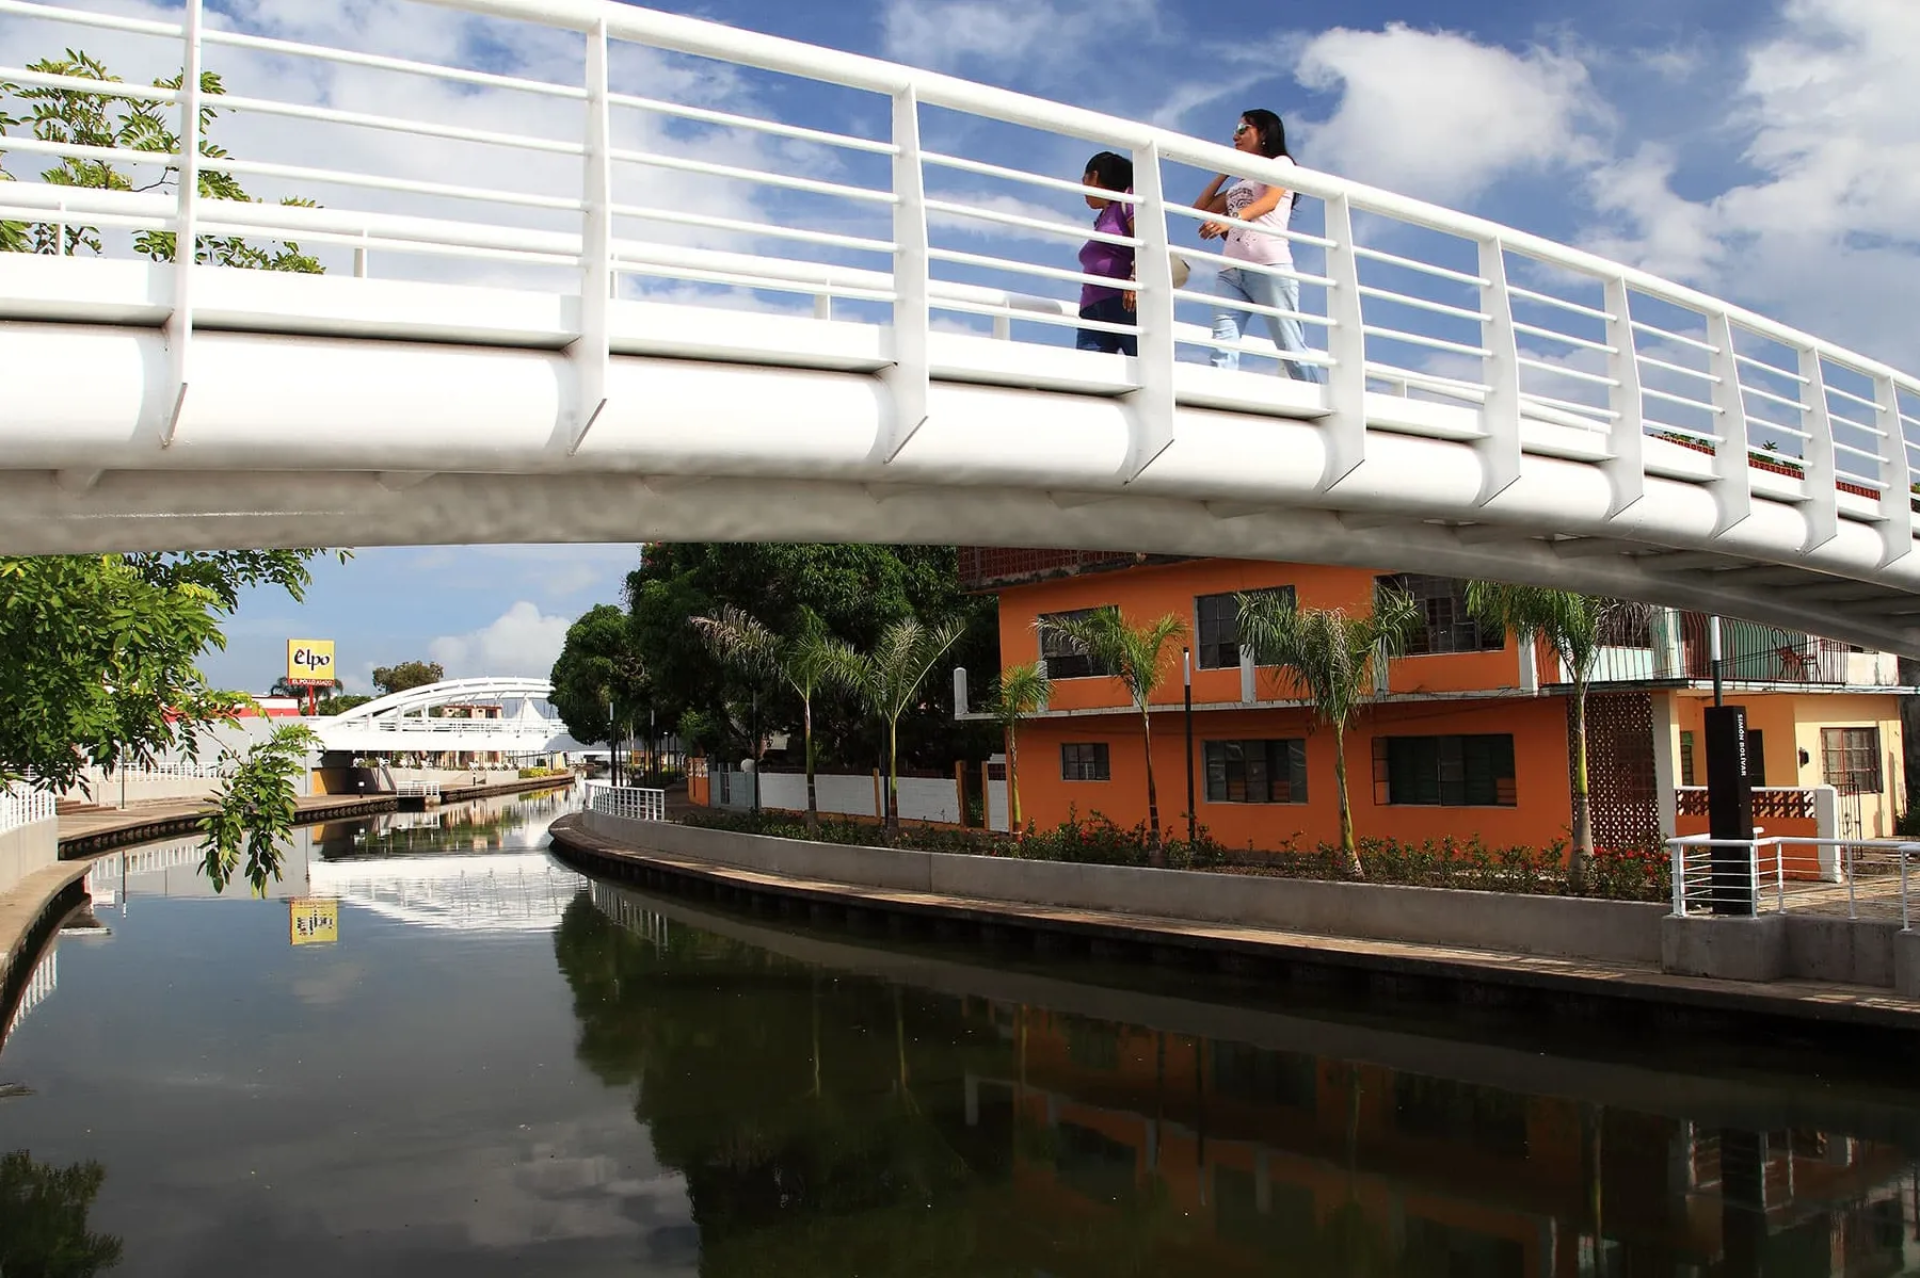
[584,781,666,822]
[0,782,57,836]
[2,0,1917,544]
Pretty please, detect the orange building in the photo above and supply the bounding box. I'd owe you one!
[962,550,1915,853]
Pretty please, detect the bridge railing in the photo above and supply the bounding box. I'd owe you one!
[0,781,56,836]
[584,780,666,823]
[3,0,1918,539]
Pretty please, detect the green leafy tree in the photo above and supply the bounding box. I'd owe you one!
[692,606,841,830]
[1036,609,1187,861]
[827,618,966,834]
[983,661,1049,838]
[1,51,319,269]
[1466,584,1642,883]
[0,1151,123,1278]
[197,723,319,894]
[314,693,372,716]
[271,675,340,702]
[550,604,646,746]
[1238,590,1420,878]
[626,544,993,773]
[370,661,443,697]
[0,551,325,792]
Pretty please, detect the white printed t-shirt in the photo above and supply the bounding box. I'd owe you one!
[1222,156,1295,268]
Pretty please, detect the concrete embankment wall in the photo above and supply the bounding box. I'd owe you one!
[0,818,60,898]
[579,811,1668,966]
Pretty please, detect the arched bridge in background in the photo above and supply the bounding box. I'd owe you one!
[2,0,1919,649]
[315,677,578,756]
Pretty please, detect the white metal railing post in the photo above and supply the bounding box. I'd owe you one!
[1775,840,1785,914]
[1797,349,1839,551]
[1602,276,1645,514]
[1669,837,1686,916]
[1475,238,1522,504]
[1901,846,1911,931]
[1846,840,1857,919]
[1872,373,1915,565]
[1706,311,1753,532]
[567,16,612,454]
[1124,138,1174,482]
[1319,193,1366,487]
[880,85,929,462]
[161,0,205,449]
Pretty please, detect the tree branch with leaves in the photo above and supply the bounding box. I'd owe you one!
[1036,608,1187,861]
[826,618,966,835]
[692,606,842,830]
[1238,589,1419,878]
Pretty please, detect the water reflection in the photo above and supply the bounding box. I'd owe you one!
[0,1151,123,1276]
[559,878,1920,1277]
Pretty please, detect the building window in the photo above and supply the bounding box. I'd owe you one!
[1377,574,1503,656]
[1680,731,1696,787]
[1195,587,1294,671]
[1374,734,1517,807]
[1039,608,1113,680]
[1821,727,1882,794]
[1061,742,1110,781]
[1205,739,1308,804]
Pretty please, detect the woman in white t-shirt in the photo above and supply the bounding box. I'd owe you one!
[1196,110,1321,382]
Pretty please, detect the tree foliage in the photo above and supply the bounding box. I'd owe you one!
[1037,608,1186,857]
[0,1151,122,1278]
[0,551,327,792]
[826,617,966,833]
[197,723,318,894]
[622,544,994,770]
[549,604,645,745]
[371,661,443,697]
[982,661,1049,837]
[1238,589,1420,878]
[692,605,841,828]
[1466,583,1644,880]
[0,51,320,270]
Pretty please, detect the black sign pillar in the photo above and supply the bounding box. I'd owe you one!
[1704,704,1755,916]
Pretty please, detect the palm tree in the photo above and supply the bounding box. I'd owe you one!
[1038,608,1188,861]
[827,617,966,835]
[983,661,1050,839]
[691,606,841,830]
[1465,583,1643,885]
[1237,590,1419,879]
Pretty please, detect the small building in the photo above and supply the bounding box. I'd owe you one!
[963,550,1914,852]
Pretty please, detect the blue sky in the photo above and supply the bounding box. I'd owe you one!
[41,0,1903,693]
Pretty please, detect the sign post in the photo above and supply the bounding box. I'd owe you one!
[1703,703,1755,916]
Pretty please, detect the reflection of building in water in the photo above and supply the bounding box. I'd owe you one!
[4,948,55,1040]
[977,1008,1919,1278]
[308,853,584,934]
[325,788,577,859]
[84,827,318,903]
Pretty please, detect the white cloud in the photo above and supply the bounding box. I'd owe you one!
[429,602,570,679]
[879,0,1154,76]
[1292,24,1604,204]
[1575,0,1920,363]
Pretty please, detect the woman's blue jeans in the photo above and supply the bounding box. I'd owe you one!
[1211,266,1321,382]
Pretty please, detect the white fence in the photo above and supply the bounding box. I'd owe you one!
[585,781,666,822]
[713,769,961,824]
[1667,835,1917,924]
[0,782,56,837]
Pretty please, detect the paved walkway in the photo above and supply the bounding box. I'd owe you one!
[551,816,1920,1034]
[56,793,397,853]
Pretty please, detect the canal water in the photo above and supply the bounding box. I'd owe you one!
[0,786,1915,1276]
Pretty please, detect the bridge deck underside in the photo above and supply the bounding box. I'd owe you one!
[2,259,1917,653]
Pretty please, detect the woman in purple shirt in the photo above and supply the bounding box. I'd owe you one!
[1076,150,1136,356]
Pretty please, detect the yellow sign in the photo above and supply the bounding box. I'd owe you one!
[289,898,338,946]
[286,639,336,684]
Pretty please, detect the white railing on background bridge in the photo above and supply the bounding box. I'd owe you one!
[1,0,1917,543]
[1667,835,1918,927]
[585,781,667,823]
[397,780,442,799]
[0,782,57,836]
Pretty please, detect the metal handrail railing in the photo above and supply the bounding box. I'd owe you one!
[2,0,1915,535]
[584,781,667,823]
[1666,834,1919,924]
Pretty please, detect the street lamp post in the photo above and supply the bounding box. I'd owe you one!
[1183,646,1196,845]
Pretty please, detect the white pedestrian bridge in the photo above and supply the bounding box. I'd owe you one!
[3,0,1920,649]
[313,676,577,756]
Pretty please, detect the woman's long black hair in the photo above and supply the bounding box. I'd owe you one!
[1239,108,1291,161]
[1083,150,1133,191]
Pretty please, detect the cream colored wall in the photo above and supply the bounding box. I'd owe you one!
[1786,694,1907,838]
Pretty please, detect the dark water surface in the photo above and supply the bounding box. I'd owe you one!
[1,787,1916,1276]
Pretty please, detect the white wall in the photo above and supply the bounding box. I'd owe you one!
[713,770,959,823]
